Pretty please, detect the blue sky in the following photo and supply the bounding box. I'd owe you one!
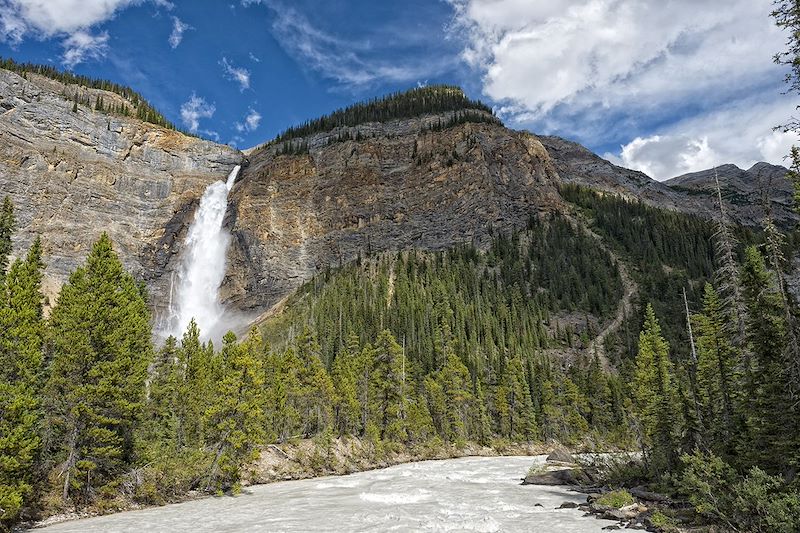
[1,0,798,179]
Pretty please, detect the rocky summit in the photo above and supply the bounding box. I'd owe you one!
[0,66,793,324]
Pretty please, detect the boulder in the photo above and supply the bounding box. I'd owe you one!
[522,467,588,486]
[629,486,670,503]
[546,448,575,464]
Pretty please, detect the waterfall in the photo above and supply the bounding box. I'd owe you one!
[167,165,240,340]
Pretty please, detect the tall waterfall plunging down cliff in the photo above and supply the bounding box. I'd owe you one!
[167,165,241,340]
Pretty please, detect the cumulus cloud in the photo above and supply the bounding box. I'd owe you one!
[220,57,251,91]
[61,29,109,67]
[168,16,191,48]
[449,0,799,177]
[0,0,170,66]
[180,93,215,133]
[605,96,800,180]
[235,107,262,132]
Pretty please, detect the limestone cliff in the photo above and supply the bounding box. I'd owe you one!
[224,114,563,314]
[2,64,796,328]
[0,68,241,321]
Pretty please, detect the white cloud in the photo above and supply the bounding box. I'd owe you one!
[220,56,250,91]
[61,30,109,68]
[235,107,261,132]
[449,0,800,178]
[180,93,215,133]
[248,52,260,62]
[605,96,800,180]
[450,0,785,117]
[168,16,191,48]
[0,0,170,66]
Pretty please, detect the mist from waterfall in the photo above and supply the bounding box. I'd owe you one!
[167,165,240,341]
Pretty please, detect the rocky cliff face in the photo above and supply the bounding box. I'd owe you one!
[224,114,563,314]
[0,68,241,320]
[665,162,797,228]
[3,65,796,328]
[540,136,796,229]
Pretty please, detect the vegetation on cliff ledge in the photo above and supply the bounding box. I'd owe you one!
[0,56,178,131]
[271,85,500,145]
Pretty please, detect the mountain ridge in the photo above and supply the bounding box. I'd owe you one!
[1,65,795,324]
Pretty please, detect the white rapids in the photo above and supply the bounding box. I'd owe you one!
[36,456,618,532]
[166,165,240,341]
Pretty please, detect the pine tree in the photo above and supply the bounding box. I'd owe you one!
[0,238,44,526]
[43,233,152,503]
[739,246,797,470]
[693,283,741,457]
[204,330,266,491]
[438,347,473,443]
[370,330,408,441]
[331,332,362,436]
[0,196,13,277]
[632,304,680,476]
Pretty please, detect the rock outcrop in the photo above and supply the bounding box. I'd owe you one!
[0,68,240,321]
[224,115,563,314]
[2,64,796,328]
[665,162,797,228]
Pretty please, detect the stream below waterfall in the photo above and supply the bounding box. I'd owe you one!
[36,456,618,532]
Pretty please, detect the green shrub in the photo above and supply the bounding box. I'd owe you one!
[596,489,636,508]
[680,451,800,533]
[649,510,678,531]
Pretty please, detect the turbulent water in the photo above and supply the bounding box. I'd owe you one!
[37,456,617,532]
[165,165,240,341]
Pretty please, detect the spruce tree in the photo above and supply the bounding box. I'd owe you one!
[0,196,13,277]
[204,330,266,491]
[331,332,362,436]
[739,246,796,470]
[293,328,334,436]
[0,238,44,526]
[439,347,473,444]
[632,304,680,476]
[369,330,408,441]
[693,283,741,457]
[43,233,152,503]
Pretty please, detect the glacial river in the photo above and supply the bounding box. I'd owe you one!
[36,456,618,532]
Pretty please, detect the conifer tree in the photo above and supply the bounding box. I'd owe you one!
[437,346,473,443]
[178,319,214,448]
[0,238,44,526]
[0,196,13,277]
[43,233,152,503]
[293,328,335,436]
[632,304,680,476]
[739,246,797,470]
[498,355,537,441]
[370,330,408,441]
[204,330,266,491]
[331,332,362,436]
[693,283,741,456]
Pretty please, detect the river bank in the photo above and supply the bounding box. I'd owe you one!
[33,456,619,532]
[30,438,565,529]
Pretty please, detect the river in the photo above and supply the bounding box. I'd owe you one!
[36,456,618,532]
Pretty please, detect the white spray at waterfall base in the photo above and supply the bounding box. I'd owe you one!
[168,165,241,341]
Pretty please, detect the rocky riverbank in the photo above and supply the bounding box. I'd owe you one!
[522,451,696,532]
